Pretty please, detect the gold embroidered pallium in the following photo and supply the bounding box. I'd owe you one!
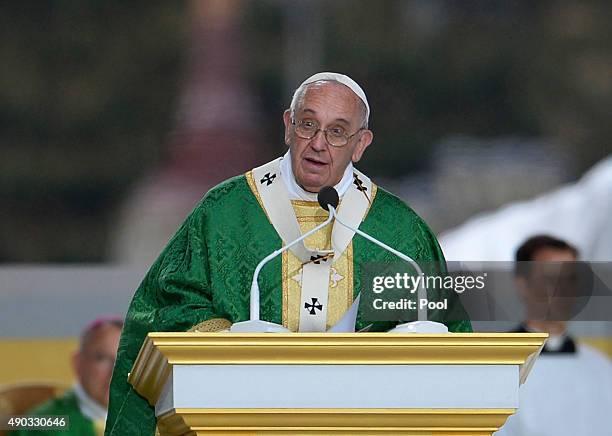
[282,201,353,331]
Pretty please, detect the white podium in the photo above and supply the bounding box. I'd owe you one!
[129,333,547,435]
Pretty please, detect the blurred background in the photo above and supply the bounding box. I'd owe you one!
[1,0,611,388]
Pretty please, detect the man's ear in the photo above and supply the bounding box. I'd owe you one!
[352,130,373,163]
[283,109,293,146]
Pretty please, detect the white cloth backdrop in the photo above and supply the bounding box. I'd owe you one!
[440,155,612,262]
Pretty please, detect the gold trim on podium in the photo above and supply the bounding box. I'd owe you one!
[130,333,546,434]
[157,408,516,436]
[128,333,546,407]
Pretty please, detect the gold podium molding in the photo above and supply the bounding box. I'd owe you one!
[129,333,547,436]
[157,408,515,436]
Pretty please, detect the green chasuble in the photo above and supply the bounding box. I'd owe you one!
[11,390,96,436]
[105,173,472,436]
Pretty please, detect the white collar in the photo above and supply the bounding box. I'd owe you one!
[73,382,107,422]
[544,334,567,352]
[280,150,354,201]
[523,324,568,352]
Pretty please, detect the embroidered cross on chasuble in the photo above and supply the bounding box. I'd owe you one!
[282,200,353,331]
[283,198,360,331]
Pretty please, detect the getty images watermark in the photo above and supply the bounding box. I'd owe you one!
[360,261,612,322]
[371,271,487,311]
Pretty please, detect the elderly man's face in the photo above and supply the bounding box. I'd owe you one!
[72,324,121,408]
[283,81,373,192]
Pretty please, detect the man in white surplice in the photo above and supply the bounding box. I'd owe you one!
[495,235,612,436]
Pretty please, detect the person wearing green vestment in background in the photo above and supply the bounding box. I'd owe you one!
[11,318,122,436]
[105,72,472,435]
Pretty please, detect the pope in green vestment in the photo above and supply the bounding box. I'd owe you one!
[105,174,472,435]
[10,390,96,436]
[105,72,472,435]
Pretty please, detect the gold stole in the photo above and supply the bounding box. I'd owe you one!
[282,200,354,331]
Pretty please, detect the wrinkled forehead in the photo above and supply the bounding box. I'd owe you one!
[297,81,365,119]
[297,71,370,117]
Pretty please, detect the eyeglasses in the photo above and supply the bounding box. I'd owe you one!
[292,119,364,147]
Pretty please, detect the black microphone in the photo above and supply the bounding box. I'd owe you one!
[318,186,339,211]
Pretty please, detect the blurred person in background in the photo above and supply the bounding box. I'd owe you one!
[496,235,612,435]
[104,72,471,435]
[12,317,123,436]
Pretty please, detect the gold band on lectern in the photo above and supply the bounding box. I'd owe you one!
[157,408,516,436]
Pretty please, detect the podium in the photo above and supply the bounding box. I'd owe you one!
[129,333,546,435]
